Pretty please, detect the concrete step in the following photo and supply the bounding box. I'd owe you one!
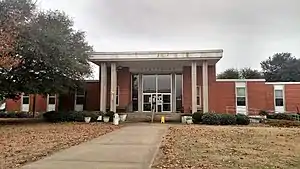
[126,112,182,122]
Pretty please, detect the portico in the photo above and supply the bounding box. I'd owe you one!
[89,49,223,113]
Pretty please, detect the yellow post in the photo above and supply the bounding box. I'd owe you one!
[161,116,165,123]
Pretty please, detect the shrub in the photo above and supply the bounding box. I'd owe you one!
[192,112,203,124]
[0,111,7,118]
[219,114,236,125]
[267,113,294,121]
[202,113,220,125]
[43,111,104,122]
[105,111,115,122]
[236,114,250,125]
[266,119,300,128]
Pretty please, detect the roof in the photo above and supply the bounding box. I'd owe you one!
[89,49,223,62]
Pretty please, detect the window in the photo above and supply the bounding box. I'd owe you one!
[22,94,30,104]
[275,90,284,106]
[48,94,56,105]
[196,86,201,106]
[116,86,119,106]
[75,88,85,105]
[236,87,246,106]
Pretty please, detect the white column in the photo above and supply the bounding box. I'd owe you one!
[138,73,143,112]
[191,61,197,113]
[202,60,209,113]
[110,63,117,112]
[100,63,107,112]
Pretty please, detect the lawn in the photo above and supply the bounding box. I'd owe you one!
[153,125,300,169]
[0,122,121,169]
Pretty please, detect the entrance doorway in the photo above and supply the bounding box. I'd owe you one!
[143,93,171,112]
[142,75,172,112]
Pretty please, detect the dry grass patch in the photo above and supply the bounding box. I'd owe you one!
[0,123,121,169]
[153,125,300,169]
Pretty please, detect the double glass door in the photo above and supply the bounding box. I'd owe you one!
[142,75,172,112]
[143,93,171,112]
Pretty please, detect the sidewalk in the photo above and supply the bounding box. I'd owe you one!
[21,124,167,169]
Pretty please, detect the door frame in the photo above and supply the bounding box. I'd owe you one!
[141,74,172,113]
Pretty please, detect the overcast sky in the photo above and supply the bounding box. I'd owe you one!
[39,0,300,79]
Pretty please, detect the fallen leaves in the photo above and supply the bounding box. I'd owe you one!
[0,123,121,169]
[152,125,300,169]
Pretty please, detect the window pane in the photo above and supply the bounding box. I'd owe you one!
[132,74,139,111]
[116,96,119,105]
[143,104,151,111]
[163,104,171,111]
[175,74,182,112]
[49,97,56,104]
[197,96,201,106]
[275,90,283,98]
[76,88,85,95]
[23,97,29,104]
[275,98,284,106]
[143,75,156,93]
[76,97,85,104]
[163,95,171,103]
[157,75,171,93]
[196,86,200,96]
[237,97,246,106]
[236,87,246,97]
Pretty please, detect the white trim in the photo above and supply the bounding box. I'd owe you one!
[273,85,285,113]
[74,89,85,111]
[266,82,300,85]
[216,79,266,82]
[235,82,248,115]
[89,49,223,62]
[47,94,56,111]
[21,94,30,112]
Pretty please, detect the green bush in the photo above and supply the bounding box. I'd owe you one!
[266,119,300,127]
[192,112,203,124]
[105,111,115,122]
[267,113,294,121]
[219,114,236,125]
[236,114,250,125]
[202,113,220,125]
[43,111,104,122]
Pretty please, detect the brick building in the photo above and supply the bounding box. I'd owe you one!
[5,50,300,114]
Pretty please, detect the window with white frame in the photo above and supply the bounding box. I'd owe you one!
[48,94,56,105]
[196,86,201,107]
[116,86,119,106]
[75,88,85,105]
[274,89,284,106]
[236,87,246,106]
[22,94,30,105]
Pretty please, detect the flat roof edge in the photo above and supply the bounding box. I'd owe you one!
[216,79,266,82]
[89,49,223,55]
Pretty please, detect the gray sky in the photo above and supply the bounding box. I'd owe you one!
[39,0,300,79]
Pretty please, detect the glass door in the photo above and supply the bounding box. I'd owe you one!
[142,74,172,113]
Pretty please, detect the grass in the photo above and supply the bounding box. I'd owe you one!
[153,125,300,169]
[0,122,121,169]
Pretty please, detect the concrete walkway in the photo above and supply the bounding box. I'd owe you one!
[22,124,167,169]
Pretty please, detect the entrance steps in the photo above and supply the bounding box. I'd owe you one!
[126,112,182,122]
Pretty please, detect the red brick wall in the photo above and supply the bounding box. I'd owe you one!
[209,81,235,113]
[117,67,131,109]
[183,66,192,113]
[285,85,300,112]
[6,98,21,112]
[183,65,217,113]
[85,82,100,111]
[247,82,274,112]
